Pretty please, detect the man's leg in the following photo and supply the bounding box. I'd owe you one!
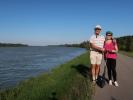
[91,64,96,81]
[95,53,103,79]
[90,51,97,81]
[95,64,100,80]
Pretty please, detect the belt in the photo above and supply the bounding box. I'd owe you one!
[90,50,102,54]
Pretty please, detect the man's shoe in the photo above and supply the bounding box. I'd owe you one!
[92,80,96,85]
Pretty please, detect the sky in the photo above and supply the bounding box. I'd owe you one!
[0,0,133,46]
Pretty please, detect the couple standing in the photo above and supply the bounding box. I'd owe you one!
[89,25,119,87]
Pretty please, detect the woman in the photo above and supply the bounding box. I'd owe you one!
[104,31,119,87]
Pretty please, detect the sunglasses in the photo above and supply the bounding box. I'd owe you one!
[106,34,112,36]
[95,28,101,30]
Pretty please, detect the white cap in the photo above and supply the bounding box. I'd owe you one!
[94,25,102,30]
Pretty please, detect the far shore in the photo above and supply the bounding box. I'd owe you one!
[0,43,29,47]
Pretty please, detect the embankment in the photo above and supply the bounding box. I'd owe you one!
[0,52,92,100]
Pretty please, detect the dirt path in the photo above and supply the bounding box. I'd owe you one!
[92,53,133,100]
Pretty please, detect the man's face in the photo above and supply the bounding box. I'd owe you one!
[95,29,101,35]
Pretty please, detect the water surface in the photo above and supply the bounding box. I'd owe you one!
[0,46,86,89]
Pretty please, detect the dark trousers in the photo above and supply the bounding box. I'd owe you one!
[106,58,117,81]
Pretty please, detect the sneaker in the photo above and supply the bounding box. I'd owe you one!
[93,80,96,83]
[114,81,119,87]
[109,80,112,85]
[92,80,96,85]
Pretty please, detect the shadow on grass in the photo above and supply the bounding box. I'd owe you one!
[71,64,91,79]
[48,64,91,100]
[48,92,58,100]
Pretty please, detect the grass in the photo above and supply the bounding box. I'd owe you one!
[119,51,133,57]
[0,51,93,100]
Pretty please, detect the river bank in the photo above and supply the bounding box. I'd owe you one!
[0,51,93,100]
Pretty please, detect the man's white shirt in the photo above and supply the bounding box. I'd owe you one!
[89,34,105,50]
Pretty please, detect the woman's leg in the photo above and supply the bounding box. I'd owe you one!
[107,59,112,81]
[111,59,117,81]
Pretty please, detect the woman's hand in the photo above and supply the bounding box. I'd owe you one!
[106,49,117,53]
[112,50,118,53]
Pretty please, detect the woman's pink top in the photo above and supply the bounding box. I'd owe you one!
[104,41,117,59]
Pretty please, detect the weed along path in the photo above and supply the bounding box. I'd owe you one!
[92,53,133,100]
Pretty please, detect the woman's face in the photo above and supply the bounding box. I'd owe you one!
[106,34,112,40]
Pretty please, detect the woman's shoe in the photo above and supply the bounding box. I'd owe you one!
[114,81,119,87]
[109,80,112,85]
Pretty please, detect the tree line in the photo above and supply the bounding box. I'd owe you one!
[116,35,133,52]
[0,43,28,47]
[61,35,133,52]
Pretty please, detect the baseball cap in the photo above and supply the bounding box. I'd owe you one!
[94,25,102,30]
[106,31,113,36]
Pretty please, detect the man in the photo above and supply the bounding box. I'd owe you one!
[89,25,105,83]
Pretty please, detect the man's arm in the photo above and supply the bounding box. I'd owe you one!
[89,35,105,52]
[90,43,104,52]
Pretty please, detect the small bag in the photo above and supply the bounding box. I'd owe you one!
[96,59,107,88]
[96,75,106,88]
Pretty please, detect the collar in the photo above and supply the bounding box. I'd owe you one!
[94,34,100,38]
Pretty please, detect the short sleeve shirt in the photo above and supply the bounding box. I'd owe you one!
[89,34,105,50]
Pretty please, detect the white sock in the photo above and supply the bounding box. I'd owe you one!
[96,75,98,80]
[93,76,95,81]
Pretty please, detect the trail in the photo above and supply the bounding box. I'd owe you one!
[92,53,133,100]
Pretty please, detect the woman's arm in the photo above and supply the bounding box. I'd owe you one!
[115,44,118,52]
[112,40,118,53]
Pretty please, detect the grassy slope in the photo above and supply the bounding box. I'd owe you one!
[0,52,92,100]
[119,51,133,57]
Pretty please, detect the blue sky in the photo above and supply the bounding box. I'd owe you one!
[0,0,133,46]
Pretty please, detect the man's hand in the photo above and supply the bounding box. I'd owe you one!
[100,48,105,52]
[90,43,105,52]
